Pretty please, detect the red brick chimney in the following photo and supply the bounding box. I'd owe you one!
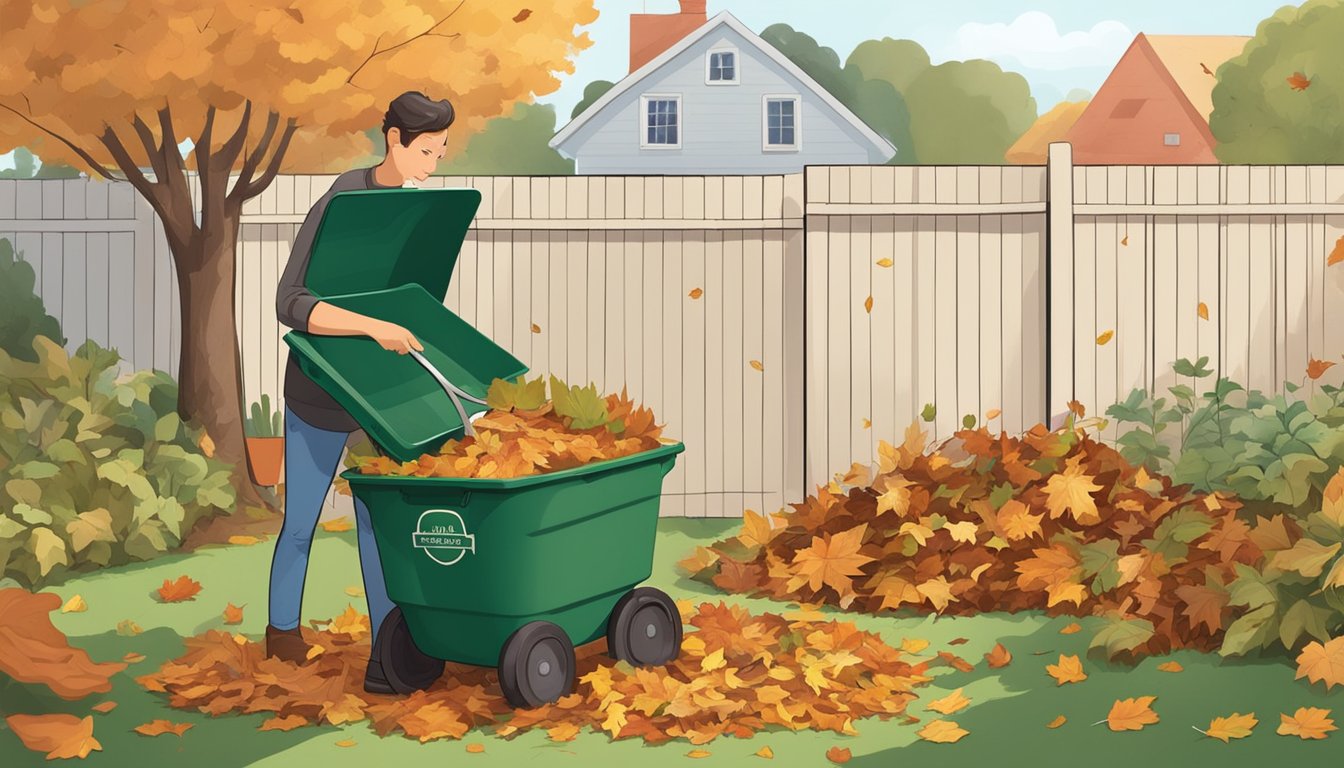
[629,1,709,73]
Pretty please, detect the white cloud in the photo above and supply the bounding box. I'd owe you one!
[952,11,1133,71]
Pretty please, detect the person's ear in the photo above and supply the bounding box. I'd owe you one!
[387,127,400,147]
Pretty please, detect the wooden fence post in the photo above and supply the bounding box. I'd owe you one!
[1046,142,1075,429]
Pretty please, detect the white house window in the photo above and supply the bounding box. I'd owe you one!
[707,49,737,83]
[641,95,680,148]
[1164,132,1181,146]
[763,96,799,150]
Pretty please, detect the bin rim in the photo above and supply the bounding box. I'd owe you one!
[341,440,685,491]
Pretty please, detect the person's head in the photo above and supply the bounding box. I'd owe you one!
[381,91,455,182]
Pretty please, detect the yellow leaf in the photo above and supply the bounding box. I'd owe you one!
[944,521,979,545]
[122,653,145,664]
[750,359,764,372]
[700,648,726,672]
[755,745,775,758]
[1096,330,1114,345]
[466,743,485,753]
[1046,654,1087,685]
[861,418,871,429]
[1121,234,1129,246]
[1157,661,1183,673]
[345,586,365,597]
[1322,467,1344,526]
[687,749,711,758]
[926,688,971,714]
[335,739,357,748]
[1201,712,1257,743]
[1197,301,1209,320]
[61,595,87,613]
[1277,707,1336,739]
[306,644,325,660]
[864,296,873,313]
[998,499,1043,541]
[901,637,930,654]
[1107,696,1159,731]
[689,287,704,299]
[320,517,353,533]
[1047,715,1067,729]
[985,408,1002,420]
[876,257,894,268]
[198,431,216,458]
[1296,637,1344,690]
[228,535,262,545]
[917,719,969,743]
[1042,455,1102,525]
[915,576,956,612]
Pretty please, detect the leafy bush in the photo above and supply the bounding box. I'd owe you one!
[245,394,282,438]
[1106,356,1344,509]
[0,238,65,362]
[0,337,236,587]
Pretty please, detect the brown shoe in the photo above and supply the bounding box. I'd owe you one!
[265,624,310,664]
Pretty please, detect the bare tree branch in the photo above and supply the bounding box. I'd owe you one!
[236,118,297,200]
[196,105,218,226]
[131,113,167,180]
[96,123,159,204]
[345,0,466,85]
[215,99,253,172]
[0,101,121,182]
[229,110,278,203]
[158,104,183,174]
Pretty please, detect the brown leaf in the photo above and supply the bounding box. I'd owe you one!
[5,714,102,759]
[936,652,975,673]
[1121,234,1129,246]
[157,575,202,602]
[948,637,969,646]
[826,746,852,763]
[1288,71,1312,91]
[0,589,126,699]
[286,8,304,24]
[1066,399,1086,418]
[1106,696,1159,731]
[134,719,193,737]
[513,9,532,22]
[985,643,1012,668]
[223,603,245,625]
[531,322,542,334]
[1201,62,1214,76]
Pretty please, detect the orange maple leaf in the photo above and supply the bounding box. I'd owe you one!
[1106,696,1159,731]
[1199,712,1257,742]
[1042,456,1103,525]
[1296,637,1344,690]
[1157,661,1183,673]
[788,525,875,595]
[1046,654,1087,685]
[1288,71,1312,91]
[5,714,102,759]
[826,746,853,763]
[1277,707,1336,740]
[917,719,969,743]
[134,719,193,737]
[926,688,971,714]
[157,575,202,602]
[222,603,244,625]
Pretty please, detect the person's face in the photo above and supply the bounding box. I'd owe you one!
[387,127,447,182]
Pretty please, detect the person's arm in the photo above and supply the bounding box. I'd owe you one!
[276,178,423,355]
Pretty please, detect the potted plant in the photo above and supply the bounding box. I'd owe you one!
[244,394,284,486]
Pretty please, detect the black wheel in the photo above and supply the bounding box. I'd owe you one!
[498,621,576,709]
[373,607,445,694]
[606,587,682,667]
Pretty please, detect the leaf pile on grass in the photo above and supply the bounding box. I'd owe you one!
[352,374,670,480]
[680,421,1344,661]
[137,602,936,745]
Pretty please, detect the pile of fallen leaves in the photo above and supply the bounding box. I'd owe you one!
[137,601,938,745]
[679,419,1344,664]
[354,375,668,480]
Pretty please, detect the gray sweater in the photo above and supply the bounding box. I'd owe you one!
[276,166,401,432]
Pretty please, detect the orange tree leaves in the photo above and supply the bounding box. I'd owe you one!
[137,602,933,746]
[679,424,1288,660]
[0,588,126,700]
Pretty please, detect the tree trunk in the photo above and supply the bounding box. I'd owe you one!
[172,218,272,512]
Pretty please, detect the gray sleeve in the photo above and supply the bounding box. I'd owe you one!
[275,175,360,331]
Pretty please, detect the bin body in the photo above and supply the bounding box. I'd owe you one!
[345,441,684,666]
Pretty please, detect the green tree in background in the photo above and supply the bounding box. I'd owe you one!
[438,103,574,175]
[0,147,82,179]
[1210,0,1343,163]
[0,238,65,362]
[846,37,931,94]
[903,60,1036,164]
[571,79,616,119]
[761,24,916,164]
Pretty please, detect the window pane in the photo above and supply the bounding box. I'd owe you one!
[782,127,794,145]
[667,126,677,144]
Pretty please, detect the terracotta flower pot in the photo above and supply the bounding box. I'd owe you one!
[245,436,285,487]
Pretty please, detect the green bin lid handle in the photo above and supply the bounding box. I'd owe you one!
[409,349,489,438]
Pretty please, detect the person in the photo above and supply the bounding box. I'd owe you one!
[267,91,452,694]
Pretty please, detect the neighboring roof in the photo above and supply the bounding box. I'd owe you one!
[1005,101,1088,164]
[550,11,896,158]
[1142,34,1250,121]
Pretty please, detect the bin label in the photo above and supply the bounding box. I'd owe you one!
[412,509,476,566]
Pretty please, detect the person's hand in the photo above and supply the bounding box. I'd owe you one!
[367,321,423,355]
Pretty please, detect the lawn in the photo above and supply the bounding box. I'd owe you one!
[1,518,1336,767]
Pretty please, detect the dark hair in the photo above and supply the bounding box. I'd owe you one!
[382,91,455,147]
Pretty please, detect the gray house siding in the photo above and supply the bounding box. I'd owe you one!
[561,25,891,175]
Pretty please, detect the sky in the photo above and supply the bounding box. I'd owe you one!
[0,0,1295,171]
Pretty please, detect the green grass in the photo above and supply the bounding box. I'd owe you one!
[1,518,1338,767]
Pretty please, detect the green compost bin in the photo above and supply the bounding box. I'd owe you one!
[281,183,687,707]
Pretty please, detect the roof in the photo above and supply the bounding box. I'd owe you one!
[1142,34,1250,121]
[1006,101,1088,164]
[550,11,896,158]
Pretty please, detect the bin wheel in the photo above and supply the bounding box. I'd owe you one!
[373,607,445,694]
[498,621,576,709]
[606,587,682,667]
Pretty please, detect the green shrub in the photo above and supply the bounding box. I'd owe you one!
[0,237,65,362]
[245,394,282,438]
[0,336,236,587]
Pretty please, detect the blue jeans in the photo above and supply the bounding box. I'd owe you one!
[268,406,394,649]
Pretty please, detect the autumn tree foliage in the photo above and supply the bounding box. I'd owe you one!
[0,1,598,506]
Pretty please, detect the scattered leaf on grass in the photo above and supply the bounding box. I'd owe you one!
[62,595,87,613]
[223,603,245,625]
[918,719,969,743]
[1278,708,1336,739]
[335,739,357,748]
[826,746,852,763]
[260,715,308,732]
[1047,715,1066,729]
[1060,623,1082,635]
[900,638,930,654]
[5,713,102,759]
[985,643,1012,668]
[1156,661,1183,673]
[926,689,971,715]
[1199,713,1257,743]
[1295,637,1344,690]
[117,619,143,636]
[123,653,146,664]
[134,720,193,737]
[1106,697,1159,731]
[937,652,974,673]
[228,535,262,546]
[345,586,365,597]
[466,742,485,753]
[320,517,353,533]
[91,701,117,714]
[548,723,580,742]
[157,576,202,602]
[756,745,775,758]
[687,749,711,758]
[947,638,968,646]
[1046,655,1087,685]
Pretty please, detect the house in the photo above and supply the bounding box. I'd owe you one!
[549,2,896,175]
[1005,101,1088,164]
[1065,34,1249,164]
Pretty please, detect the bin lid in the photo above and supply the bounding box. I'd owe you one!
[304,187,481,302]
[283,185,529,461]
